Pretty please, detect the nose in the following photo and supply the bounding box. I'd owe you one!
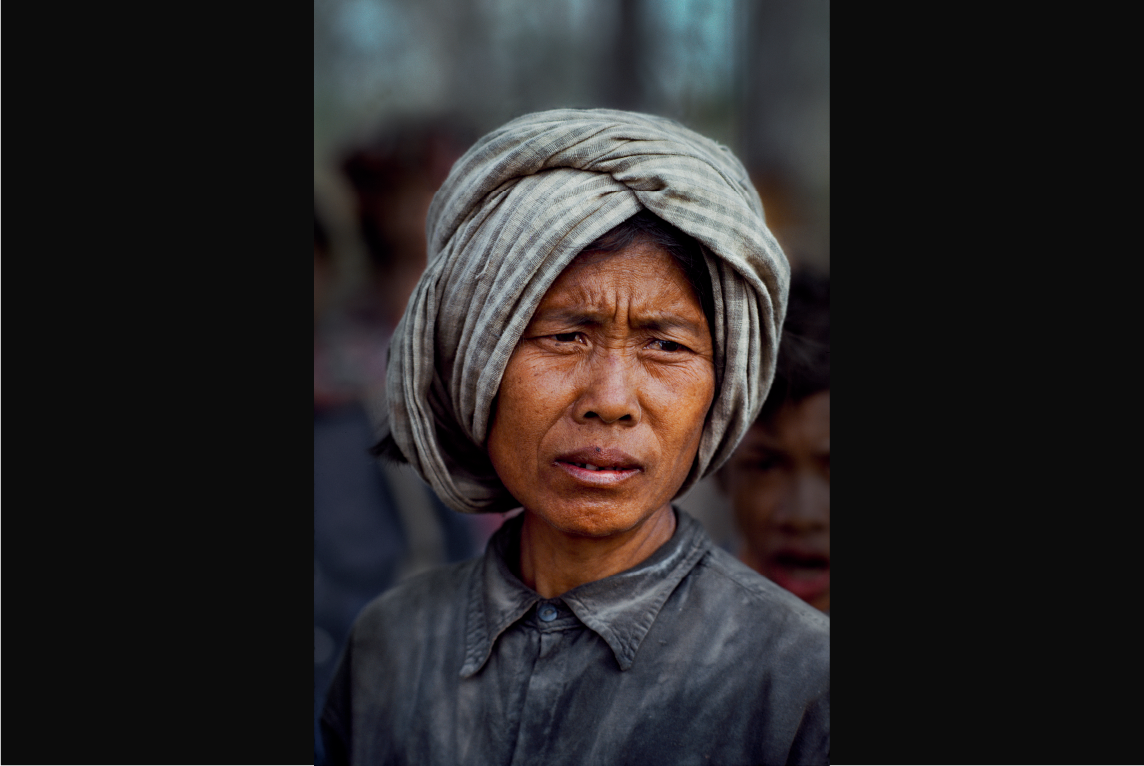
[573,348,641,426]
[774,471,829,533]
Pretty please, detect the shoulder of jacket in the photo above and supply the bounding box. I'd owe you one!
[355,556,480,628]
[695,546,830,635]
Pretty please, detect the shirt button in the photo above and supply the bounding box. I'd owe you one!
[538,604,558,622]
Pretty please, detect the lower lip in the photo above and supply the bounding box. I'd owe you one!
[555,461,641,486]
[765,562,830,602]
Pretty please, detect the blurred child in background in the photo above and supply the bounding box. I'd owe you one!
[720,270,829,612]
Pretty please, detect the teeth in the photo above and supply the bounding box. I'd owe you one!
[575,463,623,471]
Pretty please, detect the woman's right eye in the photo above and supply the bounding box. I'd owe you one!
[553,332,581,343]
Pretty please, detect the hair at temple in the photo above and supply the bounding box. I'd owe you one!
[370,209,713,464]
[758,269,829,424]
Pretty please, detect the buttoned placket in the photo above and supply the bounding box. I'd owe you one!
[505,599,587,765]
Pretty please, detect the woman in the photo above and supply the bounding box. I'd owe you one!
[321,109,829,765]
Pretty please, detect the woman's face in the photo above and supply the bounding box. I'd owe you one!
[487,239,715,539]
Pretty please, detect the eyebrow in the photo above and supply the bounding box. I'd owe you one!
[533,308,705,335]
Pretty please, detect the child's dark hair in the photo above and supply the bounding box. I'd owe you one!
[758,269,829,424]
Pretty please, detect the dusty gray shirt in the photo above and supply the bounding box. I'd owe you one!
[321,509,829,765]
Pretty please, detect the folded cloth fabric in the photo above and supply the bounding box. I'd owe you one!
[381,108,789,514]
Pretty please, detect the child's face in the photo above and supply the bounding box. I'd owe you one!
[724,391,830,612]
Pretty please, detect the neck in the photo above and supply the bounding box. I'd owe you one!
[518,504,677,598]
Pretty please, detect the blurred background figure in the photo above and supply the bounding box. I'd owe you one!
[314,192,488,766]
[719,270,829,612]
[339,116,479,343]
[315,118,474,409]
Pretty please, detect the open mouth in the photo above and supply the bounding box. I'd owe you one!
[765,549,830,602]
[556,460,641,480]
[565,462,635,472]
[554,447,643,484]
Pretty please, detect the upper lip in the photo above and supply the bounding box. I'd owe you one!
[554,447,643,471]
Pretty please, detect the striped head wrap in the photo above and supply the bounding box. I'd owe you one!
[381,109,789,513]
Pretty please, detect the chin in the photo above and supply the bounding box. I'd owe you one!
[533,496,664,539]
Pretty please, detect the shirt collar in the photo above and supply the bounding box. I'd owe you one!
[460,508,711,677]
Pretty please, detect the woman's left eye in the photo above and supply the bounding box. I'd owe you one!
[650,339,685,352]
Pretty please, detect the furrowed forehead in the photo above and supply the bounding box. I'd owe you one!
[530,305,703,332]
[545,245,697,305]
[524,241,711,341]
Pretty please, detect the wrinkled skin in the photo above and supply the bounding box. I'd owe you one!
[487,239,715,597]
[723,391,830,612]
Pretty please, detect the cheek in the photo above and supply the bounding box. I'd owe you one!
[649,363,715,443]
[498,361,568,432]
[488,406,537,504]
[733,475,783,529]
[488,355,571,479]
[817,478,831,524]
